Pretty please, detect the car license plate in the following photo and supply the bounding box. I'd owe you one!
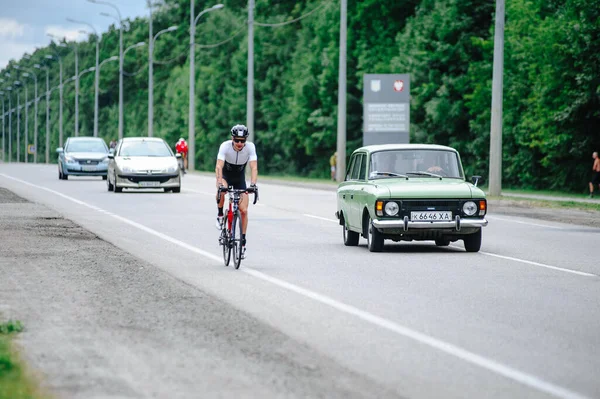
[139,181,160,187]
[81,166,97,172]
[411,211,452,221]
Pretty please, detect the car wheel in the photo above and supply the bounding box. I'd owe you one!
[366,216,384,252]
[58,168,62,180]
[342,216,359,246]
[114,173,123,193]
[63,173,68,180]
[463,229,482,252]
[107,174,114,191]
[435,238,450,246]
[102,175,107,180]
[172,186,181,193]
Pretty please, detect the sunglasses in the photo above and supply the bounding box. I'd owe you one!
[233,138,246,143]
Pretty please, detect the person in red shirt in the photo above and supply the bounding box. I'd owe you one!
[175,137,189,174]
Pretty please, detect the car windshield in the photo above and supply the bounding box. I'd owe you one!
[119,140,172,157]
[66,140,107,153]
[369,149,463,179]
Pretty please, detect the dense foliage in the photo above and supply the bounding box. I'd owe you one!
[2,0,599,192]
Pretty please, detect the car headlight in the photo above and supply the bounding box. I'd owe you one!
[121,166,135,173]
[165,166,178,173]
[462,201,478,216]
[64,155,76,163]
[384,201,399,216]
[100,156,109,163]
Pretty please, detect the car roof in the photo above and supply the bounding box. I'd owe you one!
[121,137,165,142]
[353,143,458,153]
[67,137,105,141]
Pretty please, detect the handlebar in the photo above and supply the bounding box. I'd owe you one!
[217,185,259,204]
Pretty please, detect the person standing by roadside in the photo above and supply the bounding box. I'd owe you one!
[330,151,337,181]
[176,137,189,174]
[589,151,600,198]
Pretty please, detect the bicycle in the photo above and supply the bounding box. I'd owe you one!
[217,185,258,269]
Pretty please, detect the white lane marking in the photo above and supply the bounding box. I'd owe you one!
[488,215,563,229]
[0,174,592,399]
[303,214,338,223]
[481,252,596,277]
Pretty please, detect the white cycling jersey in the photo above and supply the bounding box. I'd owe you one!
[217,140,257,174]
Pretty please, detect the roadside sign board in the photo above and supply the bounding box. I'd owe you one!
[27,145,35,155]
[363,74,410,145]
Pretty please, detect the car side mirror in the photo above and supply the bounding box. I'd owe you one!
[109,148,115,155]
[175,153,182,159]
[107,153,114,159]
[56,147,63,154]
[471,175,483,186]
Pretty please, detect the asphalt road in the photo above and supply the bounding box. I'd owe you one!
[1,163,599,399]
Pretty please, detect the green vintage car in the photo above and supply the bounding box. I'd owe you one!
[335,144,488,252]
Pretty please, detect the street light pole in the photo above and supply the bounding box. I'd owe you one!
[44,66,50,163]
[336,0,347,182]
[247,0,254,143]
[15,82,21,163]
[91,0,124,139]
[0,91,4,162]
[148,25,178,137]
[67,18,100,137]
[189,3,224,172]
[7,87,12,163]
[488,0,505,196]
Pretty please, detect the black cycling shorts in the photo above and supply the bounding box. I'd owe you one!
[223,171,247,190]
[592,171,600,185]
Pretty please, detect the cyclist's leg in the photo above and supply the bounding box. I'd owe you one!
[239,194,249,234]
[216,177,229,228]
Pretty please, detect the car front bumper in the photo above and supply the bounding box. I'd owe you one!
[116,173,180,189]
[372,216,488,232]
[64,162,108,176]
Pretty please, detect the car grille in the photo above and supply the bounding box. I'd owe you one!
[125,175,172,184]
[401,200,462,210]
[78,160,99,165]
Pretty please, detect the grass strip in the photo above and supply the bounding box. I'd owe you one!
[0,320,49,399]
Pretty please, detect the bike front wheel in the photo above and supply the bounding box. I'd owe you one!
[232,211,243,269]
[221,224,231,266]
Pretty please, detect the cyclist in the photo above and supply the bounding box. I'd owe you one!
[215,124,258,259]
[175,137,188,174]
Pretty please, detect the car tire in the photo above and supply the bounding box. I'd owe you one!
[63,173,68,180]
[102,175,107,180]
[342,217,359,246]
[172,186,181,193]
[435,238,450,246]
[114,173,123,193]
[463,229,482,252]
[107,175,114,191]
[366,216,384,252]
[58,169,62,180]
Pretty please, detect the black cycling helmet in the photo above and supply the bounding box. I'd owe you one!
[230,124,249,138]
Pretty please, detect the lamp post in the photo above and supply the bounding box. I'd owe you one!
[189,3,224,172]
[6,86,12,163]
[14,80,21,163]
[148,25,178,137]
[67,18,99,137]
[247,0,254,143]
[89,0,123,140]
[18,68,38,163]
[42,64,50,163]
[336,0,347,181]
[0,89,5,162]
[44,53,63,147]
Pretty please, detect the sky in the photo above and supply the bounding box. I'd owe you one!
[0,0,150,69]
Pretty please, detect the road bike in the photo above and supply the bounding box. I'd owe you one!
[217,185,258,269]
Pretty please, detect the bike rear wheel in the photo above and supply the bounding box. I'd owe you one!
[232,212,243,269]
[221,224,231,267]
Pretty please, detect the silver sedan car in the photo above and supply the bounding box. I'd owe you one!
[107,137,182,193]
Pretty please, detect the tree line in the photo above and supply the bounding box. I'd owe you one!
[2,0,599,192]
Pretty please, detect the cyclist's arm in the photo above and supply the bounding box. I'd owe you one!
[216,159,225,188]
[249,160,258,185]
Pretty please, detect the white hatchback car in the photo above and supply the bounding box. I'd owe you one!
[107,137,182,193]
